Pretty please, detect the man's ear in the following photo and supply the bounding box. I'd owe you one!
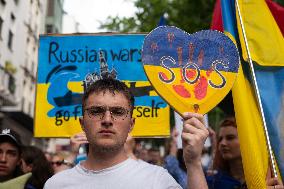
[129,118,135,133]
[79,117,85,132]
[17,158,21,166]
[27,164,33,172]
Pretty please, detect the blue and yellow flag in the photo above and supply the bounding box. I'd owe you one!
[212,0,284,188]
[236,0,284,183]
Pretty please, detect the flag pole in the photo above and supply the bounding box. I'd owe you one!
[235,0,278,178]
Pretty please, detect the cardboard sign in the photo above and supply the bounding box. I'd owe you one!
[142,26,240,114]
[35,34,170,137]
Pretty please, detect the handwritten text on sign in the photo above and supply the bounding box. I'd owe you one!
[35,34,170,137]
[142,26,240,114]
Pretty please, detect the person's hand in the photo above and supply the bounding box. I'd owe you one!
[70,132,88,154]
[267,177,284,189]
[181,112,209,167]
[171,128,179,142]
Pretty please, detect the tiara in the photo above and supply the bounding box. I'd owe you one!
[82,50,117,92]
[2,128,11,134]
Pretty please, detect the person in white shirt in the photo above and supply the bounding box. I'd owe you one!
[44,78,209,189]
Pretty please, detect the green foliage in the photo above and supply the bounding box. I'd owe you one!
[100,0,215,33]
[100,0,284,33]
[208,106,226,131]
[273,0,284,6]
[168,0,215,33]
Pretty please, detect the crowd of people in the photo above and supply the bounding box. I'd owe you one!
[0,78,283,189]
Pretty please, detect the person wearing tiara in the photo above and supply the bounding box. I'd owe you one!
[44,78,209,189]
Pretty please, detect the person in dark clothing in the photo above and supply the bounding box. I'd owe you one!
[21,146,54,189]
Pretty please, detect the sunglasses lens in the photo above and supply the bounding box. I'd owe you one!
[51,161,62,166]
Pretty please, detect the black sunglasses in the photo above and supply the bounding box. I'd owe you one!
[51,160,64,166]
[50,160,74,167]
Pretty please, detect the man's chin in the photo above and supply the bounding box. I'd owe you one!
[92,141,123,153]
[0,172,10,178]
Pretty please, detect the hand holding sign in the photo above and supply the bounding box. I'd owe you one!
[142,26,240,114]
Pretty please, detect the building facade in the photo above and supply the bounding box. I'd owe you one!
[45,0,64,33]
[0,0,64,146]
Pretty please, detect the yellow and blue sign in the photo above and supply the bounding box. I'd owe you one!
[35,34,170,137]
[142,26,240,114]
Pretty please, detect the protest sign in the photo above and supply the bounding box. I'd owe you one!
[142,26,240,115]
[35,34,170,137]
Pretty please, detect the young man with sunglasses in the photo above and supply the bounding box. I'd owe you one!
[44,78,208,189]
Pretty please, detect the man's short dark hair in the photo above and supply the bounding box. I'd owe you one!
[82,78,135,115]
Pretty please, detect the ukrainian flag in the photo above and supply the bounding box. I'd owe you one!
[212,0,284,188]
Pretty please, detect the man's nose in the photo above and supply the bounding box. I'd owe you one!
[101,110,113,126]
[0,153,7,162]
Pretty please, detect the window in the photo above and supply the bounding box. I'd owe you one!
[35,24,38,34]
[24,58,28,68]
[10,13,15,22]
[0,17,3,38]
[46,24,53,33]
[8,75,15,94]
[31,61,34,73]
[0,0,6,6]
[21,98,25,111]
[47,0,54,16]
[8,30,13,50]
[28,102,32,115]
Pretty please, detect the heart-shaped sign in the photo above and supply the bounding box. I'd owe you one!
[142,26,240,115]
